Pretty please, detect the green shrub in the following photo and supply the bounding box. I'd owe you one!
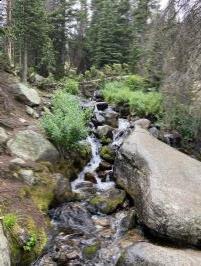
[23,233,37,252]
[102,80,163,117]
[59,77,79,95]
[41,91,89,152]
[126,74,147,91]
[163,103,201,142]
[3,214,17,230]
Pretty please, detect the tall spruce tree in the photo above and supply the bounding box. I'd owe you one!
[14,0,54,81]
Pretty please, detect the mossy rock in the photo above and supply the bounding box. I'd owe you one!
[100,146,115,163]
[82,241,101,260]
[90,188,126,214]
[100,136,112,145]
[3,213,48,265]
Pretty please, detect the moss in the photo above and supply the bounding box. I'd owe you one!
[100,136,112,145]
[82,242,100,260]
[100,146,115,163]
[90,191,125,214]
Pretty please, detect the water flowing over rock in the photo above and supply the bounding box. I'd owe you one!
[114,127,201,246]
[7,130,59,162]
[0,223,11,266]
[117,242,201,266]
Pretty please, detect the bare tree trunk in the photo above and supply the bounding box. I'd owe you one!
[22,42,28,82]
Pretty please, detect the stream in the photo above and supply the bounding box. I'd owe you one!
[34,93,142,266]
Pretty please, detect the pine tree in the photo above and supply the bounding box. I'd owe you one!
[13,0,54,81]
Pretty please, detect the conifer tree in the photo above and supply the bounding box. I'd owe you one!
[13,0,54,81]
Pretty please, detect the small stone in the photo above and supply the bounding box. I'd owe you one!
[84,172,97,184]
[97,161,112,171]
[134,118,151,129]
[26,105,39,119]
[18,169,36,185]
[90,188,126,214]
[96,125,114,139]
[96,102,108,111]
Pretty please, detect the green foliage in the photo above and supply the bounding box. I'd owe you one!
[163,103,201,142]
[23,234,37,252]
[41,91,89,152]
[59,78,79,95]
[126,75,147,91]
[3,214,17,230]
[102,79,163,117]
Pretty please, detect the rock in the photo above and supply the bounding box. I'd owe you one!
[93,90,104,101]
[114,127,201,246]
[34,254,57,266]
[0,223,11,266]
[89,188,126,214]
[52,202,95,235]
[100,146,116,163]
[97,161,112,171]
[0,127,8,145]
[18,169,37,185]
[26,105,39,119]
[96,102,108,111]
[96,125,114,139]
[7,130,59,162]
[30,73,45,84]
[149,126,160,138]
[9,158,26,169]
[84,172,97,184]
[103,109,119,128]
[134,118,151,129]
[13,83,41,106]
[93,113,105,126]
[164,131,182,147]
[117,242,201,266]
[53,173,76,204]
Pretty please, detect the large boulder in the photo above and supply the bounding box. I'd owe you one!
[117,242,201,266]
[13,83,41,106]
[7,130,59,162]
[114,127,201,246]
[0,223,11,266]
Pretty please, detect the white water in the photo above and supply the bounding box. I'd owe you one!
[71,136,114,191]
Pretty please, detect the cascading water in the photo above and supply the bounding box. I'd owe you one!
[72,135,115,191]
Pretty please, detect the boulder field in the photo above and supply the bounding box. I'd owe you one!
[114,126,201,247]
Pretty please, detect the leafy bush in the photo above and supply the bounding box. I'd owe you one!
[126,75,147,91]
[163,103,201,142]
[102,80,163,117]
[59,77,79,95]
[23,233,37,252]
[3,214,17,230]
[41,91,89,152]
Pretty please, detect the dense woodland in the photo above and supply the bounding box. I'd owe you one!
[0,0,201,148]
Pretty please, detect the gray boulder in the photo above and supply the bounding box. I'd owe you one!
[103,109,119,128]
[0,223,11,266]
[7,130,59,162]
[13,83,41,106]
[114,127,201,246]
[96,125,114,139]
[117,242,201,266]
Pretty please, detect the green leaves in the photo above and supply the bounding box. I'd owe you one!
[41,91,89,152]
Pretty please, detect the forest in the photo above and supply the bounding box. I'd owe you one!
[0,0,201,265]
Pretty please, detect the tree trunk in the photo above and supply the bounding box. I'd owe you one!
[22,42,28,82]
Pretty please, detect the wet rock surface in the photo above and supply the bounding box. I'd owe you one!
[115,127,201,246]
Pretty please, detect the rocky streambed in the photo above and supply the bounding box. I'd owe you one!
[33,91,201,266]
